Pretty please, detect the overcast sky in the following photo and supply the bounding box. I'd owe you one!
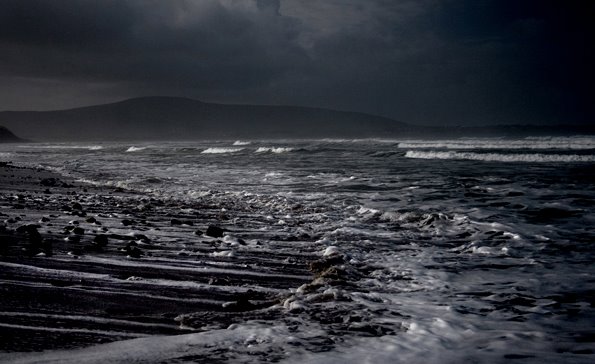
[0,0,592,126]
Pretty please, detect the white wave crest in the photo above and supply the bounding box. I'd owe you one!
[232,140,251,146]
[255,147,294,154]
[201,147,244,154]
[405,150,595,163]
[126,146,146,152]
[398,137,595,150]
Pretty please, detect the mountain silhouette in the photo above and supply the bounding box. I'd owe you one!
[0,97,412,141]
[1,97,592,141]
[0,125,25,142]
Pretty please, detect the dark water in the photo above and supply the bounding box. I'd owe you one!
[1,137,594,363]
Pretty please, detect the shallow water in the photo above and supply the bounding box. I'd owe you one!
[1,137,594,363]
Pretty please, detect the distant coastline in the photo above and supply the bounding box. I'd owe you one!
[0,125,25,143]
[1,97,593,142]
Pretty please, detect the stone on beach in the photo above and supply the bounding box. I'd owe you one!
[206,225,225,238]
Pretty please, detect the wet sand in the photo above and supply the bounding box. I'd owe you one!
[0,163,317,352]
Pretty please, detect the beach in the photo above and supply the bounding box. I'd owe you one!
[0,139,594,363]
[0,162,337,356]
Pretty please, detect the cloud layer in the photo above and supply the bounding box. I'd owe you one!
[0,0,592,125]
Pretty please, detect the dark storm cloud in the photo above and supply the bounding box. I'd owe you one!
[0,0,135,47]
[0,0,592,126]
[0,0,306,89]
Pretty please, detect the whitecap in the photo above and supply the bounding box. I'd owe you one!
[201,147,244,154]
[125,146,146,152]
[232,140,251,146]
[404,150,595,163]
[255,147,294,154]
[398,137,595,150]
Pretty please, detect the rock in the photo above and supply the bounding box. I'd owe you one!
[193,229,203,236]
[309,255,345,276]
[125,246,143,258]
[206,225,225,238]
[85,217,97,224]
[170,218,182,226]
[39,216,50,223]
[72,202,83,211]
[73,227,85,235]
[134,234,150,243]
[93,234,109,247]
[16,224,41,234]
[121,219,134,226]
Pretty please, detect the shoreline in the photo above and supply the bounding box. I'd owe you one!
[0,163,316,353]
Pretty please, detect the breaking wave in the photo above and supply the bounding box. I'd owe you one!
[405,150,595,163]
[201,147,244,154]
[255,147,294,154]
[232,140,251,146]
[398,137,595,150]
[125,146,147,152]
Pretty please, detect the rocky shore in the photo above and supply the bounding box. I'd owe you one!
[0,163,320,352]
[0,162,393,361]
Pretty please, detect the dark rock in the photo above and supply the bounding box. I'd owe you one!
[125,246,143,258]
[72,202,83,211]
[134,234,150,243]
[93,234,109,247]
[121,219,134,226]
[85,217,97,224]
[309,255,345,275]
[194,229,203,236]
[206,225,225,238]
[170,218,182,226]
[16,224,41,234]
[39,216,50,222]
[73,227,85,235]
[65,235,81,243]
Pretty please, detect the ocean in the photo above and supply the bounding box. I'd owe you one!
[1,136,594,363]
